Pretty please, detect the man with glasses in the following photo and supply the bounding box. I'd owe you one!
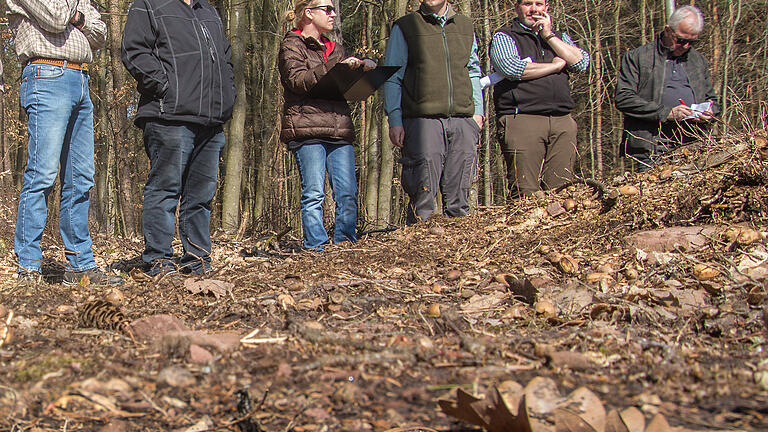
[616,5,719,172]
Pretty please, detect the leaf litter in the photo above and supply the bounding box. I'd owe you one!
[0,135,768,430]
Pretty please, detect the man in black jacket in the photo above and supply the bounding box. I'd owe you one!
[122,0,236,276]
[615,5,719,172]
[489,0,589,199]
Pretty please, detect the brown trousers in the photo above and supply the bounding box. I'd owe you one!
[497,113,577,199]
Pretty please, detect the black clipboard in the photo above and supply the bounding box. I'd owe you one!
[308,64,399,101]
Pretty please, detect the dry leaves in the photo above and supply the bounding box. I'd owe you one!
[184,279,233,299]
[439,377,724,432]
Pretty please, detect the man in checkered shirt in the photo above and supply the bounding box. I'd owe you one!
[489,0,589,199]
[6,0,122,286]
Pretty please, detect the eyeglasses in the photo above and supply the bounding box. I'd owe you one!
[309,5,336,14]
[668,28,699,46]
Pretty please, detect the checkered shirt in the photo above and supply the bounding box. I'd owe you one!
[5,0,106,64]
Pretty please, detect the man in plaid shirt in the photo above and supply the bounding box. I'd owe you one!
[489,0,589,199]
[6,0,122,286]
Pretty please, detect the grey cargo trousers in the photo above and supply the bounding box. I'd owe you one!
[399,117,480,225]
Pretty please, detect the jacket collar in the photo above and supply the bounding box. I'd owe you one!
[656,31,691,60]
[289,29,335,61]
[417,3,455,24]
[510,18,538,36]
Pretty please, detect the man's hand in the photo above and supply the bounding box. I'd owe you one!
[473,115,483,129]
[667,104,693,122]
[532,11,553,38]
[70,11,85,29]
[389,126,405,148]
[552,56,566,70]
[695,110,715,122]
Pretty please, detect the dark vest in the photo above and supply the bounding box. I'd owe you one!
[492,20,574,116]
[396,7,475,118]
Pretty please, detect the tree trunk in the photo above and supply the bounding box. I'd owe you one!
[108,0,137,235]
[221,1,247,233]
[480,0,491,206]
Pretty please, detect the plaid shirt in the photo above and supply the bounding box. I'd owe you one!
[5,0,106,64]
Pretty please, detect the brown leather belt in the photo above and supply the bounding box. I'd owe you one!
[28,58,88,71]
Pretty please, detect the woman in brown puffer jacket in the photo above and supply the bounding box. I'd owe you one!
[278,0,375,251]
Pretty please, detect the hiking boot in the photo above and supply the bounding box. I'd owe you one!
[63,267,124,286]
[17,270,43,287]
[144,259,178,277]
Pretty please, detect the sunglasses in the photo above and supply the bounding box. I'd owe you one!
[309,5,336,14]
[668,28,699,46]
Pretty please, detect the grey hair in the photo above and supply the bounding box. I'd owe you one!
[668,6,704,33]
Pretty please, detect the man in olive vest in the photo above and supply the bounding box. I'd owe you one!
[489,0,589,199]
[383,0,483,225]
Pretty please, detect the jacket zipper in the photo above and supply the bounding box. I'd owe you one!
[197,18,217,122]
[442,26,454,116]
[200,24,216,63]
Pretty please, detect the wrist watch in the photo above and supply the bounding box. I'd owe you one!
[543,33,557,41]
[73,12,85,28]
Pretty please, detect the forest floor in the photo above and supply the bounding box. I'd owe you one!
[2,135,768,432]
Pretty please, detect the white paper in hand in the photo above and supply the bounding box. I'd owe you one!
[683,101,713,120]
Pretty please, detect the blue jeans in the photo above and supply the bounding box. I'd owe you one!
[293,142,358,250]
[141,120,225,273]
[14,64,96,273]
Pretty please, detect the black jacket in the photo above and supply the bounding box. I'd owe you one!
[615,34,719,153]
[492,19,574,116]
[121,0,236,127]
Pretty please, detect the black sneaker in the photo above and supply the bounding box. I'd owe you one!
[63,267,124,286]
[17,270,43,287]
[144,260,178,277]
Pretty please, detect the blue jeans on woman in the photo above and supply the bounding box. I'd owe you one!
[14,64,97,273]
[141,120,226,274]
[293,142,358,250]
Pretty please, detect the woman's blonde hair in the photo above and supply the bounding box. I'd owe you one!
[284,0,323,29]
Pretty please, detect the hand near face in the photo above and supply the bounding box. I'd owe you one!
[532,11,553,37]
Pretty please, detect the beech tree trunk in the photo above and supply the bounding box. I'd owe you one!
[221,1,247,233]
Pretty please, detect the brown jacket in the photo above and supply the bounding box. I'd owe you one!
[278,30,355,144]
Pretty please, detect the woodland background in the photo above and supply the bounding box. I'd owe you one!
[0,0,766,238]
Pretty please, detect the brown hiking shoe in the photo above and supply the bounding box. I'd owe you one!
[63,267,124,286]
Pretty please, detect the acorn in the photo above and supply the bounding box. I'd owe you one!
[619,185,640,196]
[426,304,441,317]
[446,269,462,281]
[557,255,579,275]
[563,198,578,212]
[624,267,639,280]
[693,263,719,281]
[738,228,762,245]
[534,300,557,317]
[105,288,125,306]
[278,294,296,309]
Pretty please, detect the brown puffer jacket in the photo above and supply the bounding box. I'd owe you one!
[278,30,355,144]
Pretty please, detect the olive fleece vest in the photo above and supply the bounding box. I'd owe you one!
[492,19,575,116]
[396,7,475,118]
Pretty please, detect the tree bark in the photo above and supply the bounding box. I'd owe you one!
[221,1,248,233]
[108,0,137,235]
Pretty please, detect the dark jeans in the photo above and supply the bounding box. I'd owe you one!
[141,120,225,273]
